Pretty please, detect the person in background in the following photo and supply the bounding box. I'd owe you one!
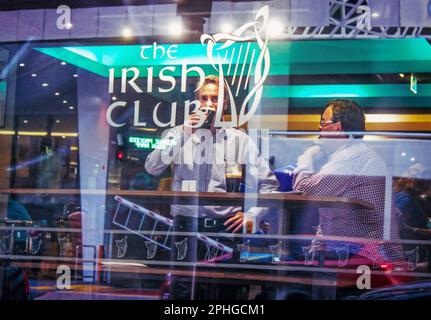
[293,99,407,271]
[131,172,156,190]
[394,164,431,268]
[7,200,31,222]
[0,199,33,255]
[256,220,271,235]
[249,220,278,248]
[145,75,279,299]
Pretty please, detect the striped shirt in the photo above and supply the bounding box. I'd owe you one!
[293,140,407,269]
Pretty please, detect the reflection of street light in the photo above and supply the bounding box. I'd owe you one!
[169,20,183,37]
[268,19,284,38]
[410,157,416,162]
[372,12,380,18]
[401,152,406,157]
[42,83,48,87]
[122,27,133,38]
[221,23,233,33]
[65,23,73,29]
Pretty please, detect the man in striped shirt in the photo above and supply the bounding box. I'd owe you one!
[293,99,407,271]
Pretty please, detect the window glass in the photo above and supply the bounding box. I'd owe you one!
[0,0,430,301]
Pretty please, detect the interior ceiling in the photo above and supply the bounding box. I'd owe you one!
[0,0,177,10]
[2,14,431,132]
[33,38,431,112]
[0,0,261,11]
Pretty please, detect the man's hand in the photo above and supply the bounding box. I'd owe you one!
[224,212,244,233]
[184,112,205,134]
[296,145,326,173]
[303,145,325,160]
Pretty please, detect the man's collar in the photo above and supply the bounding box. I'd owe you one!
[328,138,362,159]
[190,127,229,143]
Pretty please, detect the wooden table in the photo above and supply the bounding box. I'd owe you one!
[0,188,375,297]
[0,188,374,210]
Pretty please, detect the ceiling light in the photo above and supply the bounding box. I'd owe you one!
[169,20,183,37]
[42,83,48,87]
[55,92,60,96]
[221,23,233,33]
[268,19,284,38]
[69,106,74,110]
[31,73,37,77]
[122,27,133,38]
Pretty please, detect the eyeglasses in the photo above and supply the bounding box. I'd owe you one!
[319,120,335,128]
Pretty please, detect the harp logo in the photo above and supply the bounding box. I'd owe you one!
[201,6,271,127]
[174,237,188,261]
[106,6,271,129]
[269,241,282,263]
[145,240,158,259]
[335,245,350,267]
[405,246,420,271]
[115,236,128,258]
[58,234,71,257]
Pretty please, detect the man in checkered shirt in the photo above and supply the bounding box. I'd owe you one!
[293,99,407,270]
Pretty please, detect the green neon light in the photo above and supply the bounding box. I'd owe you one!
[410,74,418,95]
[263,83,428,99]
[129,136,161,150]
[129,136,176,150]
[35,38,431,77]
[36,42,259,78]
[34,38,431,108]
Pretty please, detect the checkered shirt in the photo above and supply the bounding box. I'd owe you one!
[293,140,407,269]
